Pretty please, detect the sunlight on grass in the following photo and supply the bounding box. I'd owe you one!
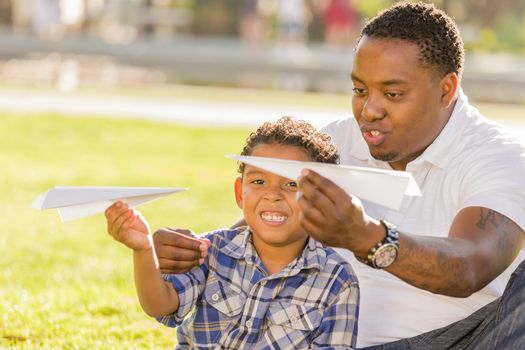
[1,95,523,349]
[0,112,249,349]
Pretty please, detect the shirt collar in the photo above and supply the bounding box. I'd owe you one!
[221,227,326,273]
[350,88,472,170]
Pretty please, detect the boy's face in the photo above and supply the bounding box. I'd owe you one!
[234,143,310,249]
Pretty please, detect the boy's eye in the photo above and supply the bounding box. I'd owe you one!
[286,181,298,188]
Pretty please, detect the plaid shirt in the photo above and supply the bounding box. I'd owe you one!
[158,227,359,349]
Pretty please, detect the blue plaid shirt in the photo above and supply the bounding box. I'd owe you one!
[158,227,359,349]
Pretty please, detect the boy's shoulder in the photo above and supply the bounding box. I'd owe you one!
[312,241,358,284]
[201,226,249,250]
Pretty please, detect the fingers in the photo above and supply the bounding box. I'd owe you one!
[105,201,132,240]
[158,258,200,274]
[166,228,197,238]
[298,169,345,205]
[153,228,207,251]
[153,228,211,274]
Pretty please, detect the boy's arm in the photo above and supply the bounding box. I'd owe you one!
[311,280,359,349]
[105,201,180,317]
[133,237,180,317]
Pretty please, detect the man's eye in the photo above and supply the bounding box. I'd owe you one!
[352,87,366,95]
[251,179,265,185]
[286,181,298,188]
[385,92,403,99]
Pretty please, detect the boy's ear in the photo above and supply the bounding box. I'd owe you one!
[234,177,243,209]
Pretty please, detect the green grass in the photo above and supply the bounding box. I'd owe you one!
[1,89,524,349]
[0,112,249,349]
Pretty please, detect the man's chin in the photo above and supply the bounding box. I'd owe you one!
[371,152,399,162]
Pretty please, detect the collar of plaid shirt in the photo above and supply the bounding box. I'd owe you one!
[221,227,327,276]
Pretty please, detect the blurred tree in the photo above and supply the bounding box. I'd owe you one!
[0,0,13,27]
[191,0,238,37]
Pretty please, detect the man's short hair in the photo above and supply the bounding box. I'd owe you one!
[359,1,464,78]
[239,116,339,173]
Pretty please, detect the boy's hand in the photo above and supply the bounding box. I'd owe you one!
[105,201,152,251]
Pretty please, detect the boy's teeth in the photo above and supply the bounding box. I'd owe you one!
[262,212,287,222]
[370,130,380,136]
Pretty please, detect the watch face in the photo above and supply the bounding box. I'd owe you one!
[373,244,398,268]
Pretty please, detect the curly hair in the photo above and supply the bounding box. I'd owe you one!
[359,1,464,78]
[238,116,339,173]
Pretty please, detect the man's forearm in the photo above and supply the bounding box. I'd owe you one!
[133,238,180,317]
[387,234,483,297]
[386,208,523,297]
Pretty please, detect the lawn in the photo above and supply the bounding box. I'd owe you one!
[0,112,249,349]
[1,92,523,349]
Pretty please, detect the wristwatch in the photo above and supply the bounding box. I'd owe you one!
[356,220,399,269]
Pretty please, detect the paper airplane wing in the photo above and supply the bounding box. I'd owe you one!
[32,186,187,221]
[228,155,420,210]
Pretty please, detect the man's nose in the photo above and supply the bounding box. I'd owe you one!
[361,95,386,122]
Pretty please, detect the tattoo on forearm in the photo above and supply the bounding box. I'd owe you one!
[476,208,509,230]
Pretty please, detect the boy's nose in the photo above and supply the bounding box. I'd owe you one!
[264,186,283,201]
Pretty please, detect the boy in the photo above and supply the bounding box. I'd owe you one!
[105,116,359,349]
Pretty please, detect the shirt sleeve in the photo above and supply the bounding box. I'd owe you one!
[156,231,219,327]
[459,141,525,234]
[156,263,209,327]
[310,272,360,349]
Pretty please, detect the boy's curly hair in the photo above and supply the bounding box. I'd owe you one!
[238,116,339,173]
[359,1,464,78]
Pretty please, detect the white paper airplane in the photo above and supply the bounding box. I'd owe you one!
[228,155,421,210]
[32,186,188,222]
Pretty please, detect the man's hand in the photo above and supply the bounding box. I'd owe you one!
[105,201,152,251]
[297,169,385,256]
[153,228,211,274]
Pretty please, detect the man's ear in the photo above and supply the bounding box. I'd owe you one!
[440,72,459,108]
[234,177,243,209]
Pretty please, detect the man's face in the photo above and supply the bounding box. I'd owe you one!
[234,144,310,250]
[351,36,452,170]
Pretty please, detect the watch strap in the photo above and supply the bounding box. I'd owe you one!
[355,220,399,269]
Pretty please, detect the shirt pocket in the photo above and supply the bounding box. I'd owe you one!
[203,279,246,317]
[267,301,322,331]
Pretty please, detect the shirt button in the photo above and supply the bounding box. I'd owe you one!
[260,280,267,286]
[290,316,298,324]
[211,293,219,302]
[245,320,253,328]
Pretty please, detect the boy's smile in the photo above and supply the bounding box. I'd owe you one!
[234,143,311,271]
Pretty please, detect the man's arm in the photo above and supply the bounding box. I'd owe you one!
[297,170,524,297]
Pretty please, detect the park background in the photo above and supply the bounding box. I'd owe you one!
[1,0,524,349]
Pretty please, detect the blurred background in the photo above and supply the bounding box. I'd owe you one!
[1,1,525,349]
[0,0,524,102]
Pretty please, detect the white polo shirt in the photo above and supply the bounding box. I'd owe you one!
[321,89,525,347]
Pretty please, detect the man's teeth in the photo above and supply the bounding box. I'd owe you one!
[261,213,287,222]
[370,130,380,137]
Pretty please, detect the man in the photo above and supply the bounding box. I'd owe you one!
[153,2,525,348]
